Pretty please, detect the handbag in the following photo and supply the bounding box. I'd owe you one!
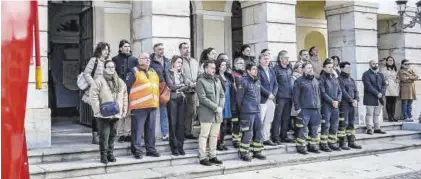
[100,101,120,117]
[159,82,170,104]
[77,58,98,90]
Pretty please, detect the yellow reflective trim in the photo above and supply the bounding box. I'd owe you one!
[231,118,239,122]
[319,140,328,144]
[328,139,337,143]
[252,142,262,147]
[328,134,337,138]
[240,143,250,148]
[346,130,355,134]
[239,148,249,152]
[253,148,263,152]
[296,124,304,127]
[320,135,328,139]
[296,138,306,143]
[337,133,346,137]
[310,141,320,145]
[241,127,249,131]
[311,137,320,142]
[339,117,345,121]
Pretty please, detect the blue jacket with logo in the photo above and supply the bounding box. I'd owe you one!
[236,75,261,114]
[273,63,293,99]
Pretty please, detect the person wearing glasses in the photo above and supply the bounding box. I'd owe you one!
[126,52,161,159]
[90,60,128,164]
[398,59,418,122]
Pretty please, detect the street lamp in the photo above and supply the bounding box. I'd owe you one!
[395,0,421,29]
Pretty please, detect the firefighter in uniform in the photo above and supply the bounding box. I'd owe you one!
[319,60,342,152]
[231,57,246,148]
[236,63,266,161]
[337,61,362,150]
[293,62,322,154]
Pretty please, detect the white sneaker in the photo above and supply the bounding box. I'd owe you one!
[162,135,169,141]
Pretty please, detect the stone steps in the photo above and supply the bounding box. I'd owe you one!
[28,122,403,165]
[29,129,421,179]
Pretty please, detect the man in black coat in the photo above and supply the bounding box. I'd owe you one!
[112,39,138,143]
[362,60,387,135]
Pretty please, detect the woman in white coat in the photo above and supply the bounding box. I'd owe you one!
[383,56,399,122]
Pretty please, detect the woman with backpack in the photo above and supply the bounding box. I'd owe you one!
[90,60,128,164]
[81,42,111,144]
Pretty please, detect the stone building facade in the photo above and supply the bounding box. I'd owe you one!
[26,0,421,149]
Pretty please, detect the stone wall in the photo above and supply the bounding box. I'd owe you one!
[25,0,51,149]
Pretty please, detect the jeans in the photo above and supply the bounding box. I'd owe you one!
[402,100,413,120]
[160,104,169,137]
[98,118,118,155]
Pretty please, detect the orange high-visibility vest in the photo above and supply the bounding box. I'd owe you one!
[129,67,159,111]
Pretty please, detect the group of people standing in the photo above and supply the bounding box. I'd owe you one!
[79,39,418,165]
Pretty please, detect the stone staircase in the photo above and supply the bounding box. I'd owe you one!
[29,122,421,179]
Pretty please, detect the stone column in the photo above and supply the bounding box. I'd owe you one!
[25,0,51,149]
[131,0,191,138]
[326,1,379,124]
[241,0,297,61]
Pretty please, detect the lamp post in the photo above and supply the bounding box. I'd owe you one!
[395,0,421,29]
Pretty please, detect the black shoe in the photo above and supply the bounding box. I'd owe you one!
[171,150,179,156]
[347,135,362,149]
[134,153,143,159]
[273,140,282,145]
[281,137,294,143]
[366,129,373,135]
[200,159,213,166]
[118,136,125,143]
[209,157,223,164]
[252,153,266,160]
[107,152,116,162]
[179,148,186,156]
[374,129,386,134]
[124,135,132,142]
[308,145,321,153]
[217,144,224,151]
[239,152,252,162]
[100,154,109,164]
[222,145,229,151]
[338,138,350,150]
[296,146,308,155]
[185,134,198,140]
[320,144,332,152]
[146,151,160,157]
[263,140,276,146]
[328,143,341,151]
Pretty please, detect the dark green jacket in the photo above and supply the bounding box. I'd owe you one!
[196,73,225,123]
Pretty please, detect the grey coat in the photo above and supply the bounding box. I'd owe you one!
[196,73,225,123]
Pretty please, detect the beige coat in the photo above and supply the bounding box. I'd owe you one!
[384,69,400,97]
[82,57,108,104]
[398,68,418,100]
[309,56,322,78]
[89,76,128,119]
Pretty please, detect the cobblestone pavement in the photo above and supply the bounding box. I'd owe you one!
[199,149,421,179]
[376,171,421,179]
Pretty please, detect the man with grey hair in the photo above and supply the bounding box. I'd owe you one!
[272,50,294,145]
[362,60,387,135]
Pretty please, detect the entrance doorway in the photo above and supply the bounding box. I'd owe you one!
[48,1,93,125]
[231,1,243,59]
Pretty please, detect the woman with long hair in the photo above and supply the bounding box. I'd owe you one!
[90,60,128,164]
[331,55,341,77]
[199,47,218,74]
[384,56,399,122]
[215,53,234,151]
[82,42,111,144]
[398,59,418,122]
[166,55,191,156]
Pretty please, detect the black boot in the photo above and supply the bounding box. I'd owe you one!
[107,151,116,162]
[233,141,240,149]
[320,143,332,152]
[338,137,350,150]
[100,152,108,164]
[328,143,341,151]
[239,152,252,162]
[217,143,224,151]
[347,135,362,149]
[308,144,321,153]
[252,152,266,160]
[296,146,308,155]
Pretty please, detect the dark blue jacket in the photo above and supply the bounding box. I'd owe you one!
[257,66,278,104]
[237,75,261,114]
[149,53,170,83]
[293,75,321,110]
[362,69,387,106]
[338,72,359,107]
[319,72,342,106]
[273,63,293,99]
[112,53,138,80]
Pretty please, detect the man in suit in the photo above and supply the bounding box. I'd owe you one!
[257,49,278,146]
